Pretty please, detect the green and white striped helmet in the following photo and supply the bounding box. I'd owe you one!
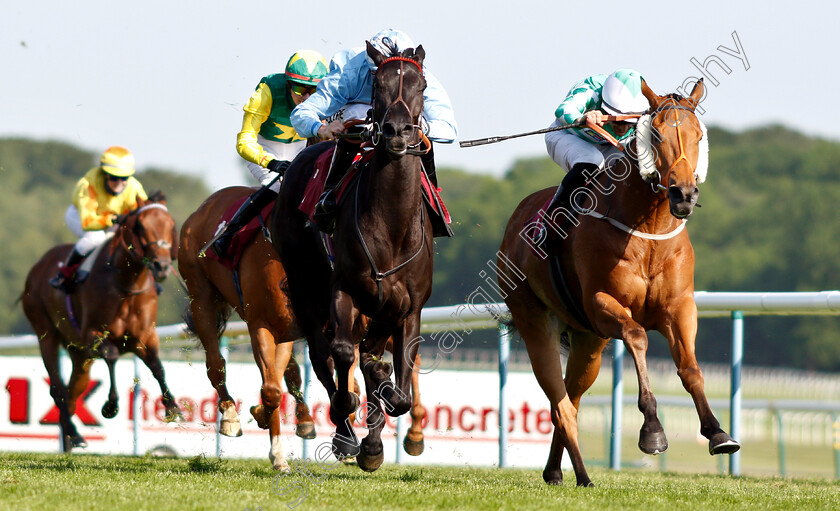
[285,50,328,86]
[601,68,648,122]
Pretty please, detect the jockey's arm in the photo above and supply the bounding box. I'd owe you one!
[236,83,278,167]
[422,70,458,143]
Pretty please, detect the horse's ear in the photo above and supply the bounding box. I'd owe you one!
[686,78,705,111]
[641,79,660,109]
[366,40,386,68]
[169,224,179,260]
[413,45,425,67]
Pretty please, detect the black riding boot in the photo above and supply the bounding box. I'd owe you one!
[208,184,279,257]
[546,162,598,215]
[49,248,85,291]
[313,140,358,234]
[421,142,438,189]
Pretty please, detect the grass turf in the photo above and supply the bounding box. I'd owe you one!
[0,452,837,510]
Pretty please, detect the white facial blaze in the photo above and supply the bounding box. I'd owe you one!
[634,114,709,184]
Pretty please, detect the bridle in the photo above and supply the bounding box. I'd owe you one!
[646,103,697,194]
[109,203,172,268]
[370,56,431,155]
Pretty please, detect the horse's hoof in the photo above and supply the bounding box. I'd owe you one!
[65,433,87,450]
[709,432,740,455]
[542,469,563,485]
[330,392,361,417]
[357,448,385,472]
[272,459,291,473]
[332,434,360,459]
[101,401,119,419]
[163,408,183,423]
[403,436,424,456]
[577,479,595,488]
[638,427,669,455]
[250,405,270,430]
[220,419,243,437]
[296,421,316,440]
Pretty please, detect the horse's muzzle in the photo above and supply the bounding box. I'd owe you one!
[150,259,172,283]
[668,185,699,218]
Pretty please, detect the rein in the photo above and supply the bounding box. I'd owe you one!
[352,166,427,313]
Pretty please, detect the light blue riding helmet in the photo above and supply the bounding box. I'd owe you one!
[365,28,416,69]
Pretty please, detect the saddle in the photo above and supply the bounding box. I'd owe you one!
[525,197,594,332]
[298,145,453,237]
[204,196,273,271]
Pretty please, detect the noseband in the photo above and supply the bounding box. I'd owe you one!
[371,56,430,155]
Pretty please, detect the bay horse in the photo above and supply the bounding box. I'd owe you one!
[497,79,739,487]
[272,43,433,472]
[178,186,316,472]
[20,191,181,451]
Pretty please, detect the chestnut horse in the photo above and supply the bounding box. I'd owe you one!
[272,44,433,472]
[178,186,316,472]
[21,191,181,451]
[498,79,739,487]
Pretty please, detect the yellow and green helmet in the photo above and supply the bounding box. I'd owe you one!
[285,50,328,86]
[100,146,135,177]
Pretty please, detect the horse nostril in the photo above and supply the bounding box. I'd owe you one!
[382,124,397,137]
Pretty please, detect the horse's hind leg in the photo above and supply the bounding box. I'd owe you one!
[591,292,668,455]
[403,351,425,456]
[358,349,389,472]
[39,333,86,450]
[283,352,316,439]
[663,296,739,455]
[516,306,593,487]
[191,303,239,434]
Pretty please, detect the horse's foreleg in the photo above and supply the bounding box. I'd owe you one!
[403,351,425,456]
[95,339,121,420]
[134,335,182,423]
[664,296,740,455]
[357,350,387,472]
[249,327,290,471]
[592,292,667,455]
[328,289,362,459]
[380,316,419,418]
[283,353,315,439]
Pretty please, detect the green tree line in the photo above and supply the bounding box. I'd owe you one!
[2,126,840,371]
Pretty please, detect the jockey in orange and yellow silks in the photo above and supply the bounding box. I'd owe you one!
[50,146,148,291]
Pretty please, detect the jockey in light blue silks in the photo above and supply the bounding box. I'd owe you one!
[290,28,458,235]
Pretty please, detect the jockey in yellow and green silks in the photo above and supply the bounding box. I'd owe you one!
[50,146,148,291]
[206,49,328,257]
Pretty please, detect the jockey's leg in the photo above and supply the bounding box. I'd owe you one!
[546,162,599,215]
[314,138,358,234]
[49,248,84,290]
[421,141,437,189]
[209,183,279,257]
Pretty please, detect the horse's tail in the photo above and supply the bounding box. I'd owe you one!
[182,305,231,339]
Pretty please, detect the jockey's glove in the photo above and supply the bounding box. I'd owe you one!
[267,159,290,176]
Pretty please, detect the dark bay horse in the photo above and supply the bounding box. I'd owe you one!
[20,191,181,451]
[178,186,316,472]
[498,79,739,487]
[272,43,434,472]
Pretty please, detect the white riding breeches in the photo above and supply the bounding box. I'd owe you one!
[545,125,624,173]
[65,205,110,256]
[247,135,307,192]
